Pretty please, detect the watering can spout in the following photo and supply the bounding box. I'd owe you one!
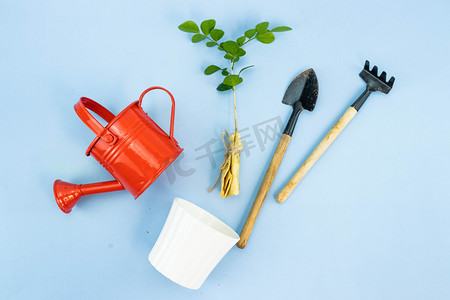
[53,179,124,213]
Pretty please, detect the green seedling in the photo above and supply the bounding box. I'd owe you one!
[178,19,291,197]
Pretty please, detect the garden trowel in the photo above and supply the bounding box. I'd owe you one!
[237,68,318,249]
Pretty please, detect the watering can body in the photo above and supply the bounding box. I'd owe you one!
[54,87,183,213]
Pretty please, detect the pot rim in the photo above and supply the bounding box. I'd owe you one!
[174,197,240,241]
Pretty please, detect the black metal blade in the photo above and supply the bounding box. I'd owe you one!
[359,60,395,94]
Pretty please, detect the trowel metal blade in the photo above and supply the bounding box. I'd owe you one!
[282,68,318,112]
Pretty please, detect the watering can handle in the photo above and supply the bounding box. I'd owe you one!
[138,86,176,139]
[74,97,118,144]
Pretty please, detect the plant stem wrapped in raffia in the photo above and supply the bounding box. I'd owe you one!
[208,84,243,198]
[209,130,243,197]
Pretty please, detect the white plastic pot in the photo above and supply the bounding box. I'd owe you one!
[148,197,239,289]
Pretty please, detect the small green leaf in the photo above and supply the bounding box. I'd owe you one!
[223,75,243,87]
[222,41,239,55]
[224,53,234,60]
[217,83,233,91]
[256,31,275,44]
[245,29,256,38]
[210,29,224,41]
[178,21,199,33]
[204,65,221,75]
[239,65,254,75]
[255,22,269,33]
[236,36,246,46]
[200,19,216,35]
[222,69,230,76]
[234,57,240,62]
[271,26,292,32]
[237,48,246,57]
[192,34,206,43]
[206,41,216,47]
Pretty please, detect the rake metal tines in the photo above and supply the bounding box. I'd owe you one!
[360,60,395,94]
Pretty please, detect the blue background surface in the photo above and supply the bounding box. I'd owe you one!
[1,0,449,299]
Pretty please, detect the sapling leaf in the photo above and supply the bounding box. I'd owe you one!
[239,65,254,75]
[201,19,216,35]
[236,36,246,46]
[223,75,243,87]
[271,26,292,32]
[217,83,233,91]
[255,22,269,33]
[192,34,206,43]
[210,29,224,41]
[222,41,239,55]
[245,29,256,38]
[180,19,291,92]
[256,31,275,43]
[178,21,199,33]
[204,65,221,75]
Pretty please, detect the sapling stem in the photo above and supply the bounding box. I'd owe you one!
[241,36,256,46]
[231,60,237,133]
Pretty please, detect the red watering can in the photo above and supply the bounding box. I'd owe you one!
[54,87,183,213]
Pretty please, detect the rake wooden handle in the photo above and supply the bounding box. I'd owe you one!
[237,133,291,249]
[276,107,357,203]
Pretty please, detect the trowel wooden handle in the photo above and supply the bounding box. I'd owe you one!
[276,107,357,203]
[237,134,291,249]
